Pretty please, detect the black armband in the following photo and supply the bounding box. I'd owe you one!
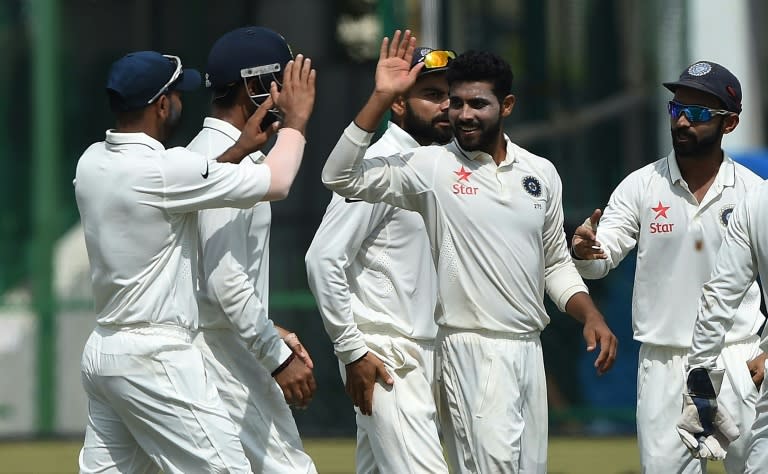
[271,352,296,377]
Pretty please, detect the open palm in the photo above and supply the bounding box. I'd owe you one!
[374,29,423,97]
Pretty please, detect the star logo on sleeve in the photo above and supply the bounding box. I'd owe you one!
[652,201,670,220]
[454,166,472,181]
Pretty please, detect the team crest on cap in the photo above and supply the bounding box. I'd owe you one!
[522,176,542,197]
[720,205,734,226]
[688,62,712,76]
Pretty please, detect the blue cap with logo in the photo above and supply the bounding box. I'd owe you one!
[663,61,742,113]
[106,51,201,111]
[205,26,293,89]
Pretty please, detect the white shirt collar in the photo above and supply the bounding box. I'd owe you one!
[200,116,264,163]
[667,150,736,188]
[105,130,164,151]
[202,117,242,142]
[450,134,518,166]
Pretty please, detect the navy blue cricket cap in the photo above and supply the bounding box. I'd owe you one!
[205,26,293,89]
[106,51,201,111]
[663,61,742,113]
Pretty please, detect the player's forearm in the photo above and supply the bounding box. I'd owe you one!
[545,260,590,313]
[263,128,307,200]
[322,123,374,194]
[215,141,252,164]
[354,90,398,132]
[563,291,604,325]
[230,295,293,372]
[305,249,368,364]
[207,268,292,371]
[687,286,739,369]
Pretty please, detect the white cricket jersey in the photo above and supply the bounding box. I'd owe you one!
[689,180,768,368]
[574,151,764,347]
[305,122,439,364]
[74,130,271,330]
[322,122,588,333]
[188,117,293,371]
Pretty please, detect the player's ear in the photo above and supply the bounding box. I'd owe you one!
[722,113,739,134]
[501,94,515,118]
[391,96,407,116]
[155,94,170,119]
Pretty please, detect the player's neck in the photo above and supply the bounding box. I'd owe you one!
[677,150,723,202]
[211,103,250,131]
[490,134,507,165]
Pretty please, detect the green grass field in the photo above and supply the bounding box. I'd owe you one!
[0,437,728,474]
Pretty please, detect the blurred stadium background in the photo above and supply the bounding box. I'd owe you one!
[1,0,766,472]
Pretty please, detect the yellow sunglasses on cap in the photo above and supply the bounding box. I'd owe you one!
[420,50,457,69]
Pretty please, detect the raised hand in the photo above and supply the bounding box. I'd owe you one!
[571,208,606,260]
[218,95,280,163]
[373,29,422,99]
[273,54,316,134]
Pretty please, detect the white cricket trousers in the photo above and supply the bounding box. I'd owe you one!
[636,335,760,474]
[78,325,252,474]
[436,328,547,474]
[744,356,768,473]
[339,333,448,474]
[194,329,317,474]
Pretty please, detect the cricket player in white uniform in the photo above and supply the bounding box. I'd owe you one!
[189,27,317,474]
[75,51,313,473]
[682,179,768,473]
[321,30,618,474]
[305,47,455,474]
[571,61,766,473]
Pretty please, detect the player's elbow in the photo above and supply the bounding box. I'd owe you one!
[304,245,325,279]
[263,182,291,201]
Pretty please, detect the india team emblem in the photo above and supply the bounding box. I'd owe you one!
[522,176,542,197]
[719,205,734,226]
[688,62,712,76]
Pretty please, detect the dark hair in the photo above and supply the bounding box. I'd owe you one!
[445,50,513,102]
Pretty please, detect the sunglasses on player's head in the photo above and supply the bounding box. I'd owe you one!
[419,50,457,69]
[148,55,183,104]
[667,100,732,123]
